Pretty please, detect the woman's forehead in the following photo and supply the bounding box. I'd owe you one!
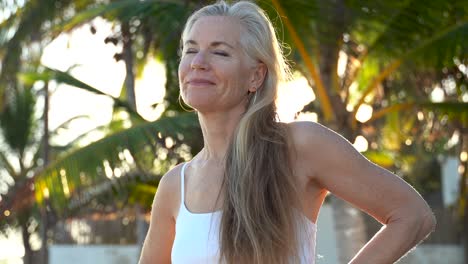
[184,16,243,47]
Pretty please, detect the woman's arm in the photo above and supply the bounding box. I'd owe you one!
[139,165,181,264]
[290,122,436,264]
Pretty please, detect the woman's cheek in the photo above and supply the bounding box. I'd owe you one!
[178,61,186,80]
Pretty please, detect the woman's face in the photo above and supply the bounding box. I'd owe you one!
[178,16,261,113]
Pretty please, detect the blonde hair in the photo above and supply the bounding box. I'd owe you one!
[181,1,304,263]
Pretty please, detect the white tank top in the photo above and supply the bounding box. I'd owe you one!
[171,162,317,263]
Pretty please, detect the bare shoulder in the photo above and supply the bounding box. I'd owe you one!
[139,163,186,263]
[158,163,184,193]
[284,121,361,181]
[285,121,346,154]
[152,163,186,218]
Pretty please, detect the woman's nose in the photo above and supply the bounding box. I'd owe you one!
[190,51,209,70]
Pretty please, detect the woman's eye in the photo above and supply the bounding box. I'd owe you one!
[185,49,197,54]
[214,51,229,57]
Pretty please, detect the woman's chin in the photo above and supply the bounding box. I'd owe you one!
[184,100,217,113]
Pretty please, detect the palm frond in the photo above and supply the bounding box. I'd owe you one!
[51,0,185,34]
[0,151,18,178]
[0,0,75,109]
[0,87,36,153]
[366,101,468,125]
[359,0,467,69]
[19,68,144,121]
[49,115,91,133]
[127,183,157,207]
[351,19,466,125]
[34,113,200,216]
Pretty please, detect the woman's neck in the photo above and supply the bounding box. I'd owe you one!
[197,106,245,163]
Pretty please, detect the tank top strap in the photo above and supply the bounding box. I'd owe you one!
[180,162,188,204]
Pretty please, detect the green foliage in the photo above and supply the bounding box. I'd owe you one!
[20,67,144,120]
[0,87,36,155]
[0,0,76,109]
[363,150,395,168]
[127,183,157,208]
[34,113,201,216]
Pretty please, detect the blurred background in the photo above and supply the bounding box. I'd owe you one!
[0,0,466,263]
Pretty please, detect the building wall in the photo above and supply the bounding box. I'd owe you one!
[49,245,140,264]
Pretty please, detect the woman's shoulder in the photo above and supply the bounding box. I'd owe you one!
[284,120,334,147]
[158,163,185,192]
[152,163,187,216]
[283,120,351,161]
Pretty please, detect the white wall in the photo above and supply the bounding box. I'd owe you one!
[397,244,465,264]
[316,204,339,264]
[49,245,140,264]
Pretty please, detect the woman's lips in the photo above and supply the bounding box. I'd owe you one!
[187,78,215,85]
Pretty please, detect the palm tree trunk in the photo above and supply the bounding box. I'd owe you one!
[39,81,50,264]
[43,81,49,165]
[317,0,349,133]
[330,196,368,262]
[121,21,137,111]
[460,131,468,262]
[21,220,32,264]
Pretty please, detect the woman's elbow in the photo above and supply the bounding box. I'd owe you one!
[418,209,436,239]
[405,205,436,242]
[396,202,436,242]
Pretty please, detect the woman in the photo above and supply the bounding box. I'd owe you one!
[139,1,436,263]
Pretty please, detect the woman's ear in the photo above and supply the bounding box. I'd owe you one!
[248,62,267,93]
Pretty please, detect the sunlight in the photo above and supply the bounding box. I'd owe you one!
[103,160,113,179]
[296,112,318,122]
[460,151,467,162]
[60,169,70,198]
[41,18,125,145]
[459,165,465,174]
[463,93,468,102]
[43,187,50,199]
[135,58,167,121]
[346,82,359,110]
[353,135,369,152]
[41,18,125,97]
[355,103,373,123]
[276,74,316,122]
[0,0,25,23]
[430,85,445,102]
[41,17,167,145]
[0,228,23,263]
[337,51,347,78]
[114,168,122,178]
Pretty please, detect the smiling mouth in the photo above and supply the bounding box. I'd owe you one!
[187,80,215,86]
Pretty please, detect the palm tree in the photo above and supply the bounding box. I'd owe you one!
[0,85,38,264]
[0,2,198,263]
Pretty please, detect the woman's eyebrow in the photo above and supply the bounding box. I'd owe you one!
[184,39,235,49]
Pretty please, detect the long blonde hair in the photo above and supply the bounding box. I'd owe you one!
[181,1,304,263]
